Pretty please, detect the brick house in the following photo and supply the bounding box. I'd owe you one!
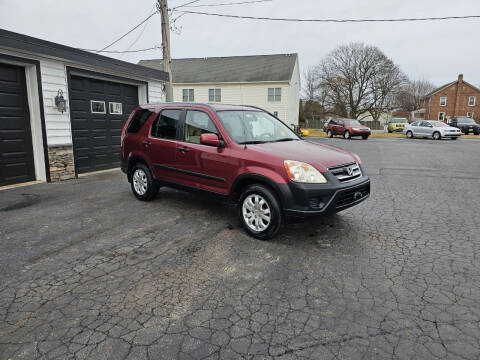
[421,74,480,123]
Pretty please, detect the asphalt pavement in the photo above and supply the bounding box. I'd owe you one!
[1,137,479,359]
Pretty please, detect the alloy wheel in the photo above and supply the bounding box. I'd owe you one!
[242,194,271,232]
[133,169,148,195]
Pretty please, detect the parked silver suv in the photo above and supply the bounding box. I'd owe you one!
[404,120,461,140]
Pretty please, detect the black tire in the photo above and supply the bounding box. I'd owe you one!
[237,184,282,240]
[387,129,392,133]
[433,131,441,140]
[362,135,369,140]
[130,163,158,201]
[327,130,333,138]
[474,132,480,136]
[406,131,413,139]
[344,130,351,139]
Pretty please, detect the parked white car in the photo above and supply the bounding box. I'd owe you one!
[404,120,462,140]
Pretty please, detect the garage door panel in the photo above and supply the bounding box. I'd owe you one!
[0,63,35,186]
[70,75,139,174]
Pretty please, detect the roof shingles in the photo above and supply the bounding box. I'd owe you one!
[139,54,297,84]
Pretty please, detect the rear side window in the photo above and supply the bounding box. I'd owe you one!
[151,109,181,140]
[127,109,153,133]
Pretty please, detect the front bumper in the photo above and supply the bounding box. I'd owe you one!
[460,126,480,134]
[278,171,371,223]
[350,130,371,136]
[442,132,461,137]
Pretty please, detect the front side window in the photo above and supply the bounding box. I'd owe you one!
[151,109,180,139]
[184,111,218,144]
[208,88,221,102]
[182,89,194,102]
[127,109,153,133]
[468,96,476,106]
[438,112,445,121]
[217,110,299,144]
[91,100,106,114]
[268,87,282,102]
[439,97,447,106]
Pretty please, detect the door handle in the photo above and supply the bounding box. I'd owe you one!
[178,146,190,152]
[142,141,151,147]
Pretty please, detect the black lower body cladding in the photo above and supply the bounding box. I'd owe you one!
[279,175,371,223]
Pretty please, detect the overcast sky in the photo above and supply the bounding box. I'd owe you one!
[1,0,479,88]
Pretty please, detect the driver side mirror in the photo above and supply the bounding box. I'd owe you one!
[200,133,223,147]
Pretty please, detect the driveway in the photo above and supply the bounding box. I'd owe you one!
[1,138,479,359]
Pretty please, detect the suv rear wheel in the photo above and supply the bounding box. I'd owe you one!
[238,184,282,240]
[131,163,158,201]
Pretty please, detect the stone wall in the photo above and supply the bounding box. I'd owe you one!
[48,146,75,182]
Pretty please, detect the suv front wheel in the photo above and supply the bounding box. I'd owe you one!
[238,184,282,240]
[130,163,158,201]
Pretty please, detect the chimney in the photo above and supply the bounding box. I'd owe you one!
[454,74,464,117]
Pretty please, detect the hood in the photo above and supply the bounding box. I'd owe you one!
[247,140,356,172]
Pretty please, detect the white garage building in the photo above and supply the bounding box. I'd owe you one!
[0,28,167,186]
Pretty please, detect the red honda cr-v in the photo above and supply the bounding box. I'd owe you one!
[326,118,371,140]
[121,103,370,239]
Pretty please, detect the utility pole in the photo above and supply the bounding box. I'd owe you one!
[158,0,173,102]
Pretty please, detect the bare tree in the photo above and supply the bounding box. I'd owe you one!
[317,43,406,120]
[396,79,436,112]
[302,66,319,101]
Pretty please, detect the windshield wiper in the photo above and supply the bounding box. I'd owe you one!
[273,138,298,142]
[239,140,268,145]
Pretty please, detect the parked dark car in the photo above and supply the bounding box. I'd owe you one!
[325,118,371,139]
[448,117,480,135]
[121,103,370,239]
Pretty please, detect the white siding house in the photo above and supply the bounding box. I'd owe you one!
[0,29,167,186]
[139,54,301,126]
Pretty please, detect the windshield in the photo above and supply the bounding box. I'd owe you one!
[216,110,300,144]
[432,121,448,127]
[456,117,475,124]
[344,120,362,126]
[392,118,408,123]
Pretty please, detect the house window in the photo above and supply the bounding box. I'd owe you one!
[109,102,122,115]
[91,100,106,114]
[268,87,282,102]
[467,112,474,118]
[273,111,279,117]
[438,112,445,121]
[182,89,194,102]
[208,88,221,102]
[439,97,447,106]
[468,96,476,106]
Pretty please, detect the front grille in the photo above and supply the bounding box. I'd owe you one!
[335,183,370,209]
[329,162,362,182]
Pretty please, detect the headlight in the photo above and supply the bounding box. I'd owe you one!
[284,160,327,183]
[352,153,361,164]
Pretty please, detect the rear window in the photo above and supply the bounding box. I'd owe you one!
[127,109,153,133]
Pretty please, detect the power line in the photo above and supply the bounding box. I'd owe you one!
[181,0,272,7]
[97,10,159,52]
[80,46,161,54]
[119,4,157,59]
[172,0,201,10]
[179,11,480,23]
